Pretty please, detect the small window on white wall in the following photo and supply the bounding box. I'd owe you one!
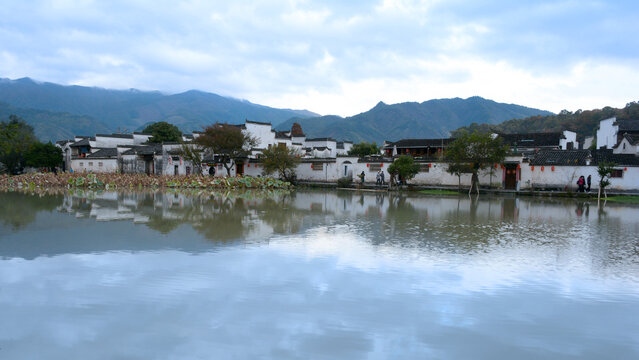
[98,162,103,167]
[88,162,93,166]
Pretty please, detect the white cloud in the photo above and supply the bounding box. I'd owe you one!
[0,0,637,115]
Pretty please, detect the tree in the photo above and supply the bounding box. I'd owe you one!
[24,141,62,170]
[143,121,182,143]
[348,142,380,157]
[195,123,257,176]
[179,142,204,175]
[387,155,420,186]
[597,161,616,200]
[0,115,38,174]
[445,132,507,195]
[260,145,301,182]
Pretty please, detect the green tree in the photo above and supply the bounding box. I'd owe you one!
[24,141,63,170]
[597,161,616,199]
[387,155,420,186]
[445,132,507,195]
[195,123,257,176]
[143,121,182,143]
[260,145,300,182]
[348,142,380,157]
[0,115,38,174]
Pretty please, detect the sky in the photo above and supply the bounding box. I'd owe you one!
[0,0,638,117]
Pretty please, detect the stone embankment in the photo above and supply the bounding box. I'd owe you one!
[0,173,292,190]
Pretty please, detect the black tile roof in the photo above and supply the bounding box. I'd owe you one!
[86,148,118,158]
[498,132,564,147]
[529,150,591,166]
[530,149,639,166]
[615,119,639,131]
[593,149,639,166]
[70,138,91,147]
[96,133,134,139]
[275,131,290,139]
[624,133,639,146]
[121,144,163,155]
[245,120,271,126]
[306,137,336,142]
[385,138,453,148]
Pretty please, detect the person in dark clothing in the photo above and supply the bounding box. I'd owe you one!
[359,171,365,184]
[586,175,591,192]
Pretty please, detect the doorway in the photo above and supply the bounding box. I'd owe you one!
[504,164,518,190]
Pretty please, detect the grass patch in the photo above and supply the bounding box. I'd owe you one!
[604,196,639,204]
[419,189,460,195]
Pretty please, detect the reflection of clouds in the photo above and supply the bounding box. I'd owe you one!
[1,246,638,359]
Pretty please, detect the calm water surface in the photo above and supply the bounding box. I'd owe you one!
[1,189,638,359]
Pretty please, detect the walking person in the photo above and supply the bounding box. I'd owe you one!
[586,175,592,192]
[376,170,381,186]
[577,175,585,193]
[380,170,385,185]
[359,171,365,185]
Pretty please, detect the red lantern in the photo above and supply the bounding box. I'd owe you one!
[310,164,314,169]
[494,163,498,168]
[367,163,369,167]
[531,166,534,171]
[517,164,521,170]
[247,164,250,167]
[625,167,628,171]
[429,163,432,167]
[541,166,544,171]
[551,166,555,171]
[381,163,383,167]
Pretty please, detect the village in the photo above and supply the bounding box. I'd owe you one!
[53,116,639,193]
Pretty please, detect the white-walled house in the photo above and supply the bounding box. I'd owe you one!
[597,117,639,150]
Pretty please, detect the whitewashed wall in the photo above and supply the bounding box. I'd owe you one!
[596,117,617,149]
[244,123,276,149]
[94,136,135,148]
[71,158,118,173]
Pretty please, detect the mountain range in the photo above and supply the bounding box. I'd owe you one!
[0,77,553,143]
[0,77,317,141]
[277,97,553,144]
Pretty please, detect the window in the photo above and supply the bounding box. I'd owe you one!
[420,164,430,172]
[98,162,103,167]
[79,162,84,166]
[611,169,624,178]
[88,162,93,166]
[312,163,323,171]
[369,164,382,172]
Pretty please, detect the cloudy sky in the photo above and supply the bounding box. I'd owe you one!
[1,0,637,116]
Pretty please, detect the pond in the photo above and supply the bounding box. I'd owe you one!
[1,189,638,359]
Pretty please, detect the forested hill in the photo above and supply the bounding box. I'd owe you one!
[0,77,317,141]
[0,101,111,142]
[451,102,639,143]
[276,97,553,144]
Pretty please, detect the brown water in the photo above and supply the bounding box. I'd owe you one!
[0,189,638,359]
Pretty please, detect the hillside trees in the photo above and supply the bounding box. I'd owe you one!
[195,123,257,176]
[445,132,507,195]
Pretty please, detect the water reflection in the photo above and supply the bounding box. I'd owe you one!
[1,190,639,359]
